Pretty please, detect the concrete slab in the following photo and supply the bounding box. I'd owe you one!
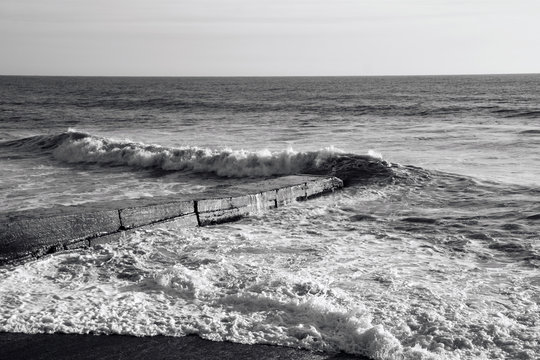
[306,177,343,198]
[132,213,199,232]
[119,201,194,229]
[196,192,277,215]
[64,239,90,250]
[233,175,318,195]
[198,207,250,226]
[0,176,343,265]
[90,213,199,247]
[246,192,277,211]
[197,198,235,213]
[277,184,306,205]
[0,210,121,261]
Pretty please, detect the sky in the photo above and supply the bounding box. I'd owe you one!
[0,0,539,76]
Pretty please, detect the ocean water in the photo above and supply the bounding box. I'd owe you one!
[0,75,539,359]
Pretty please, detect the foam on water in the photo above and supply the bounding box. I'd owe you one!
[1,182,538,359]
[0,228,436,360]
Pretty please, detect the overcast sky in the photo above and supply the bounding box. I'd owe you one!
[1,0,539,76]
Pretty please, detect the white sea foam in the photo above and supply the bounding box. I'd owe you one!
[368,149,383,160]
[0,253,404,359]
[0,222,446,360]
[2,189,539,359]
[0,131,396,211]
[50,132,345,177]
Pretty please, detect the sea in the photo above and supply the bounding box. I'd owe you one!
[0,75,539,360]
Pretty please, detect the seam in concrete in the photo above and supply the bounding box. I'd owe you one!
[118,209,126,230]
[128,213,196,229]
[194,201,201,227]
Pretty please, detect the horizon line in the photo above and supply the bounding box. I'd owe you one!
[0,72,539,78]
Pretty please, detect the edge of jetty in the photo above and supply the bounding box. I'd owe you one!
[0,175,343,266]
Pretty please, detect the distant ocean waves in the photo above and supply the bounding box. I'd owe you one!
[3,94,539,119]
[0,131,396,184]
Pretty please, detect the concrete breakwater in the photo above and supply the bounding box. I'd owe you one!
[0,175,343,266]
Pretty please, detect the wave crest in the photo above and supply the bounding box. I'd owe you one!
[1,131,396,184]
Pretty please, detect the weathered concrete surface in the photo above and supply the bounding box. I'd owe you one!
[195,175,342,224]
[0,210,121,263]
[120,200,194,229]
[248,191,278,210]
[198,206,250,226]
[90,214,199,247]
[233,175,315,195]
[64,239,90,250]
[0,175,343,265]
[196,192,279,226]
[277,183,306,205]
[306,177,344,198]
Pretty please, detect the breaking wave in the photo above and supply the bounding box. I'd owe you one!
[0,131,397,185]
[0,240,441,360]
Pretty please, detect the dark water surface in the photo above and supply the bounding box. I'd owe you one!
[0,75,539,360]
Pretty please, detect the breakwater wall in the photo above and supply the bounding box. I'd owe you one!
[0,175,343,265]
